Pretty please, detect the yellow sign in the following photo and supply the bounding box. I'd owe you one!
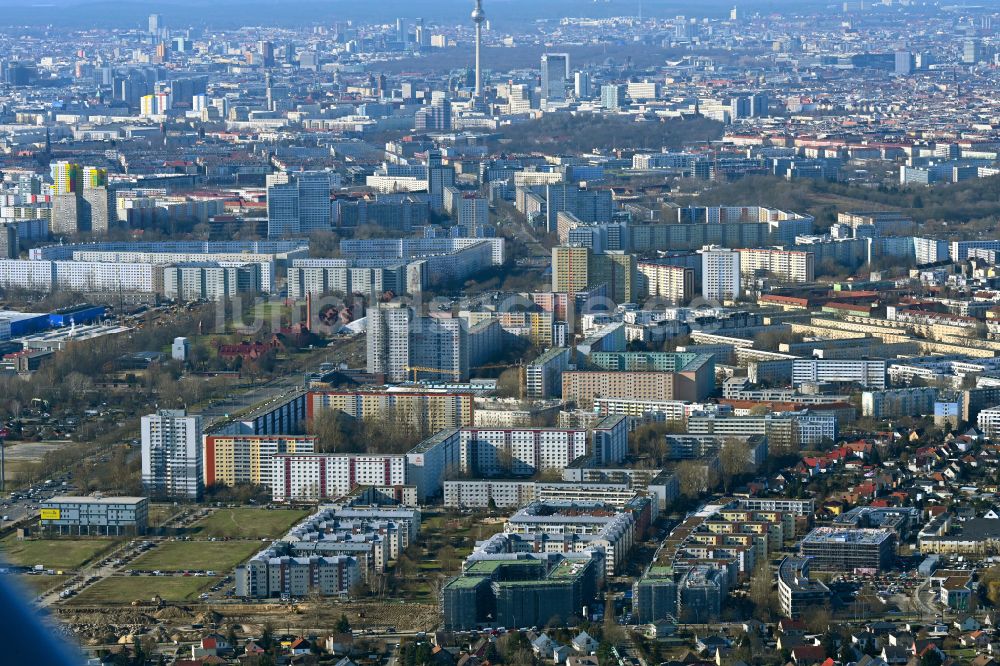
[40,508,60,520]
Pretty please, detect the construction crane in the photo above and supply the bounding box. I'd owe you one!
[405,366,461,383]
[471,362,527,400]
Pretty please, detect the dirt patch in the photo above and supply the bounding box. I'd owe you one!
[211,600,440,633]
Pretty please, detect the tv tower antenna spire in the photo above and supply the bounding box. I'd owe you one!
[472,0,486,99]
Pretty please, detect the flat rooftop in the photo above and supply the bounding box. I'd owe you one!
[778,557,830,593]
[547,558,592,579]
[44,496,147,505]
[801,527,893,545]
[530,347,569,365]
[445,575,488,590]
[466,558,545,575]
[409,427,460,453]
[0,311,48,322]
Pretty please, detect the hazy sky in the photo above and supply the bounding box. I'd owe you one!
[0,0,824,29]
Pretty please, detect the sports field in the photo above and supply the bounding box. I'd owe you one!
[68,575,218,604]
[0,536,117,570]
[129,540,261,571]
[189,508,308,539]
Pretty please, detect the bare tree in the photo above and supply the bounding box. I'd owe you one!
[675,460,710,498]
[495,368,522,399]
[719,438,751,492]
[802,606,832,634]
[749,560,776,621]
[427,574,448,601]
[495,445,515,476]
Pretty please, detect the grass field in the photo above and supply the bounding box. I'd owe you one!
[15,573,69,594]
[129,540,261,572]
[189,508,308,540]
[68,575,218,605]
[0,536,117,570]
[244,301,291,327]
[148,503,179,528]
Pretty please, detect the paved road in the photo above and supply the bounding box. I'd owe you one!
[0,480,66,531]
[199,376,304,428]
[913,579,939,618]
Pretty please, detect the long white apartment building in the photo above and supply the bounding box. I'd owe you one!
[637,262,694,303]
[888,356,1000,387]
[736,248,815,283]
[287,259,406,299]
[0,240,308,295]
[459,415,627,477]
[792,359,887,389]
[69,251,277,292]
[0,260,159,293]
[594,397,723,421]
[270,454,407,503]
[30,240,307,260]
[443,480,642,510]
[340,236,506,266]
[270,429,462,503]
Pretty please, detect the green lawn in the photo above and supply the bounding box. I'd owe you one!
[68,575,218,605]
[0,536,117,570]
[129,540,261,572]
[189,508,308,539]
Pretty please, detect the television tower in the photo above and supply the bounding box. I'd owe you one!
[472,0,485,99]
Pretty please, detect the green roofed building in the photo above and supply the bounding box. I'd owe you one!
[442,554,601,631]
[632,566,678,624]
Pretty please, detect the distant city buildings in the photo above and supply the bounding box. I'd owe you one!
[540,53,569,103]
[50,162,113,235]
[267,171,334,237]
